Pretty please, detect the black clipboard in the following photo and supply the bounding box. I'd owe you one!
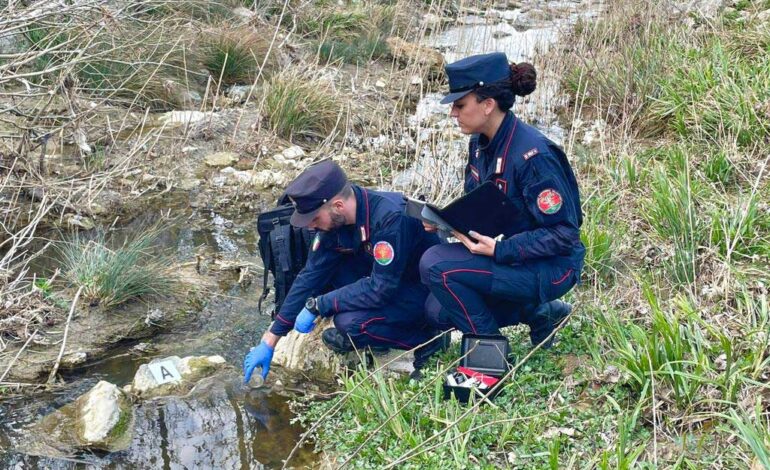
[406,182,516,238]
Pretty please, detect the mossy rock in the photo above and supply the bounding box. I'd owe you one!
[37,380,134,452]
[130,355,228,399]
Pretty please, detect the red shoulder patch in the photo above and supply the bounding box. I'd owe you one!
[373,241,395,266]
[537,189,563,215]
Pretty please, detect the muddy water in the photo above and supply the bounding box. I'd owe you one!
[0,194,316,468]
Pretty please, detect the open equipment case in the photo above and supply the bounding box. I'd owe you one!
[443,334,511,404]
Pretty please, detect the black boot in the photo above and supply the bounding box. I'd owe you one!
[529,300,572,349]
[321,328,389,355]
[410,331,450,380]
[322,328,354,354]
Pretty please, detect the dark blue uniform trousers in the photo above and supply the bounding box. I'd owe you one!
[420,243,554,335]
[326,260,433,350]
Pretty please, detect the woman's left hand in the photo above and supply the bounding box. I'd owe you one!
[453,230,496,257]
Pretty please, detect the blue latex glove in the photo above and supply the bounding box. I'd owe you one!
[243,341,274,383]
[294,307,318,333]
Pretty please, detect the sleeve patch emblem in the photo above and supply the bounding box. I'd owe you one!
[537,189,563,215]
[311,233,321,252]
[373,241,395,266]
[523,148,539,160]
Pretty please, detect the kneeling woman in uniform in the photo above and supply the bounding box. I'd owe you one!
[419,52,585,347]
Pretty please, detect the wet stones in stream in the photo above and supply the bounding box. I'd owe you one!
[35,380,134,453]
[127,355,227,399]
[30,355,229,455]
[25,370,300,467]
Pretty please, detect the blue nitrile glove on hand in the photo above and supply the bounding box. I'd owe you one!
[243,341,274,383]
[294,307,318,333]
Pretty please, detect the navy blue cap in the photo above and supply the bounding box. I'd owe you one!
[284,160,348,227]
[441,52,510,104]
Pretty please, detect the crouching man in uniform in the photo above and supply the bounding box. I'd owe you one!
[243,160,446,384]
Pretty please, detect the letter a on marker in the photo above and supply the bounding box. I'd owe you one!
[160,366,174,380]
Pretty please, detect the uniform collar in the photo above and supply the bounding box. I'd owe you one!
[353,185,371,244]
[476,111,516,158]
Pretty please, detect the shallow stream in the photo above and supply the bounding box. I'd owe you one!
[0,0,599,467]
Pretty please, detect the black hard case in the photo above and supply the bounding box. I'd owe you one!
[443,334,511,404]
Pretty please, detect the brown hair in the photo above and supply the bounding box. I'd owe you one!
[474,62,538,111]
[509,62,537,97]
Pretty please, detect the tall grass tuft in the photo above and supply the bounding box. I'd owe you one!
[650,28,770,147]
[305,3,394,65]
[72,24,201,110]
[727,408,770,469]
[263,71,342,141]
[596,284,711,408]
[200,26,276,86]
[318,32,389,65]
[58,226,178,309]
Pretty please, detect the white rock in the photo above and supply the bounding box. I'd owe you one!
[281,145,305,160]
[375,79,387,88]
[228,85,256,103]
[250,169,289,189]
[131,355,227,397]
[61,351,88,367]
[159,111,210,125]
[205,151,239,167]
[273,319,344,382]
[80,381,123,444]
[179,178,201,190]
[65,214,95,231]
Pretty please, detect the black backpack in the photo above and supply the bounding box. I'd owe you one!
[256,195,313,318]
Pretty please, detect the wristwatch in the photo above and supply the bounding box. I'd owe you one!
[305,297,319,314]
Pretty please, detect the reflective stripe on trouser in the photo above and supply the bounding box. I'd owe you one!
[332,283,433,350]
[419,243,540,335]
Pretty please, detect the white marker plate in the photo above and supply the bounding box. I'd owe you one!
[148,360,182,385]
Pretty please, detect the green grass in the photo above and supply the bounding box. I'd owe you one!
[298,322,663,468]
[650,33,770,148]
[296,1,770,467]
[317,32,389,65]
[58,225,179,309]
[263,71,341,140]
[200,26,276,86]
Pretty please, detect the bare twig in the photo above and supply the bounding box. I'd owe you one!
[46,286,83,385]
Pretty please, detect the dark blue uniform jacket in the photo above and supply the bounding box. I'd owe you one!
[270,185,439,336]
[466,112,585,300]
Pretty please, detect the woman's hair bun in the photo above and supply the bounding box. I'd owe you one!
[509,62,537,97]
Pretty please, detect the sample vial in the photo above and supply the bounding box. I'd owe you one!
[248,374,265,389]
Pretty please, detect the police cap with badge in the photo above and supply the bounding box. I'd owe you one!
[285,160,348,227]
[441,52,510,104]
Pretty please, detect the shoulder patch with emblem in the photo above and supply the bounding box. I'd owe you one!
[523,148,539,160]
[537,189,563,215]
[311,233,321,252]
[373,241,395,266]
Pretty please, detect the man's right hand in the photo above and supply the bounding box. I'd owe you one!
[243,341,274,383]
[423,221,439,233]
